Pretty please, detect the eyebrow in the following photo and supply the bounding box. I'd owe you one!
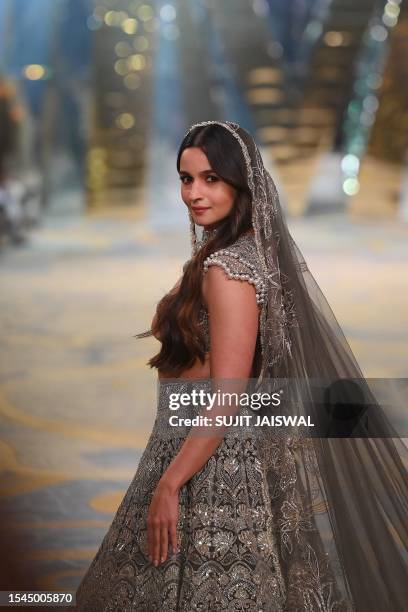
[178,169,215,175]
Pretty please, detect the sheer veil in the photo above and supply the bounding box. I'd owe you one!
[182,121,408,611]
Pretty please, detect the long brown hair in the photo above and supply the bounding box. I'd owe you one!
[148,124,253,376]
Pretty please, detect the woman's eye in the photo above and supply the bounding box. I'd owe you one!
[179,175,218,184]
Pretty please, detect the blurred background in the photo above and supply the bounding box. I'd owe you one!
[0,0,407,595]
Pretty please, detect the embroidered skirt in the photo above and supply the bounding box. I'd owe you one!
[68,379,285,611]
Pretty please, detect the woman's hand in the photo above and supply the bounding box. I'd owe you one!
[146,478,179,566]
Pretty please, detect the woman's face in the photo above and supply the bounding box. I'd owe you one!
[179,147,236,229]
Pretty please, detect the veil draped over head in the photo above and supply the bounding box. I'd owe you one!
[184,121,408,611]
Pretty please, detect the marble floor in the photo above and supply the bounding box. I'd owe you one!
[0,205,407,592]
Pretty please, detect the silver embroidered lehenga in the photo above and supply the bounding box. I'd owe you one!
[68,122,408,611]
[70,233,289,612]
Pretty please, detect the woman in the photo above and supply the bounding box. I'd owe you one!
[70,121,407,611]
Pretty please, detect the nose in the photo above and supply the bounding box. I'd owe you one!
[189,179,203,203]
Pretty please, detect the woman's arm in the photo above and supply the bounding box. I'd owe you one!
[162,264,260,483]
[147,266,259,564]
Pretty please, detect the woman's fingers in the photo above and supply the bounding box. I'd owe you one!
[152,520,161,565]
[146,484,180,565]
[160,524,169,564]
[146,516,156,562]
[147,521,176,564]
[169,522,178,555]
[146,514,161,565]
[147,517,152,560]
[149,519,170,565]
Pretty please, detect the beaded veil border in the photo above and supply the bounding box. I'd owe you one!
[180,120,408,611]
[184,120,299,384]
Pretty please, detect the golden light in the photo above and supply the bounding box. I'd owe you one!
[247,67,282,85]
[104,10,128,26]
[324,31,351,47]
[122,18,138,34]
[117,113,135,129]
[246,88,283,104]
[23,64,46,80]
[257,126,291,141]
[384,2,400,18]
[104,10,116,26]
[138,4,154,21]
[127,54,146,71]
[114,59,129,76]
[88,148,107,185]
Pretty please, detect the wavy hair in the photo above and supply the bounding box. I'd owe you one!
[148,124,253,376]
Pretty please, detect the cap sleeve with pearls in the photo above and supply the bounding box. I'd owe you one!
[202,233,267,306]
